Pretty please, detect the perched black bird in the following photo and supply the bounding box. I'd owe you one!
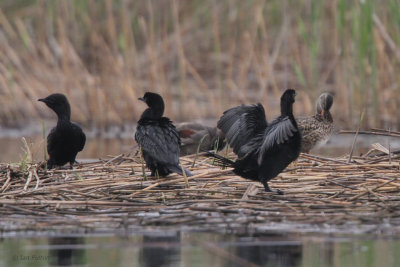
[297,93,334,153]
[135,92,192,177]
[209,89,301,194]
[38,93,86,169]
[177,122,226,155]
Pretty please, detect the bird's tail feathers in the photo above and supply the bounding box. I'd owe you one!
[206,151,235,167]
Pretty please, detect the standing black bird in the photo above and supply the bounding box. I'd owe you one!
[209,89,301,194]
[176,122,226,155]
[135,92,192,177]
[38,93,86,169]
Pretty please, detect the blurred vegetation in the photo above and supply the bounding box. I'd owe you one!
[0,0,399,130]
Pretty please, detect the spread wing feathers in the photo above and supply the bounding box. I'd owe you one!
[136,122,181,165]
[71,123,86,151]
[217,104,268,155]
[257,117,298,164]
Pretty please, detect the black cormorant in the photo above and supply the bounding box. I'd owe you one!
[209,89,301,194]
[38,93,86,169]
[135,92,192,177]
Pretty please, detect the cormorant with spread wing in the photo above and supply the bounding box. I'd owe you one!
[135,92,192,177]
[209,89,301,194]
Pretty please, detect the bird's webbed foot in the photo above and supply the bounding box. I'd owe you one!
[45,160,55,170]
[263,182,284,195]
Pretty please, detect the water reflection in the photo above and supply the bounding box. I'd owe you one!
[232,238,302,267]
[48,237,85,266]
[139,233,181,267]
[1,233,400,266]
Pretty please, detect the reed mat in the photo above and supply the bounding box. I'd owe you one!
[1,150,400,236]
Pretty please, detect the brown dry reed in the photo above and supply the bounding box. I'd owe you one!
[0,1,400,129]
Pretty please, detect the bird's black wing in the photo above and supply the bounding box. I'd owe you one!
[257,116,298,164]
[71,122,86,152]
[217,104,268,155]
[47,127,58,156]
[135,118,181,165]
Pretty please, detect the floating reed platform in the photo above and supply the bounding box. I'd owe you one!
[1,149,400,236]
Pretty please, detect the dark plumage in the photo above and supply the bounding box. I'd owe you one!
[38,93,86,169]
[209,89,301,194]
[177,122,226,155]
[135,92,192,177]
[297,93,334,153]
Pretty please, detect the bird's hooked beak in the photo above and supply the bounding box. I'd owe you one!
[138,97,145,102]
[321,109,325,116]
[38,98,46,103]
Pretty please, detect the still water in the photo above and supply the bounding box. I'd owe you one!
[1,232,400,267]
[2,132,400,163]
[0,136,134,163]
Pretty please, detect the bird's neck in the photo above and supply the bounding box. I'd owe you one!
[56,110,71,123]
[280,101,293,117]
[315,108,333,122]
[50,102,72,123]
[140,107,164,120]
[322,111,333,122]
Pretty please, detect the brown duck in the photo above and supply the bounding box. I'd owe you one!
[177,122,226,155]
[297,93,334,153]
